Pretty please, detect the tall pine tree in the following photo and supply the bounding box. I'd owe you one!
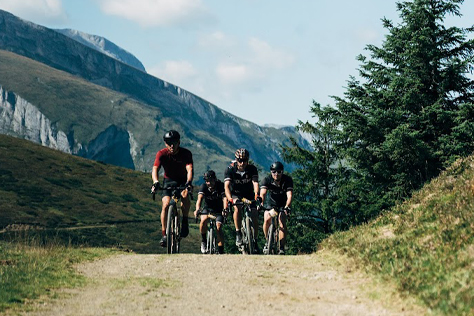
[285,0,474,230]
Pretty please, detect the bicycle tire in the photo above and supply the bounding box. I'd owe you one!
[266,223,274,255]
[210,225,218,254]
[174,211,181,253]
[166,204,174,254]
[274,222,280,255]
[245,216,254,255]
[207,226,213,254]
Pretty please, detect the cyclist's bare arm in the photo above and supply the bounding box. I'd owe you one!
[194,193,203,217]
[286,190,293,208]
[260,187,268,205]
[224,180,232,201]
[151,166,160,192]
[253,180,259,200]
[185,163,193,185]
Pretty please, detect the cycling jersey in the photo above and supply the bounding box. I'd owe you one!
[198,180,225,212]
[224,163,258,200]
[260,174,293,207]
[153,147,193,182]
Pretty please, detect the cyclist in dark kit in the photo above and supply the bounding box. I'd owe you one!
[260,161,293,255]
[224,148,260,251]
[151,130,193,247]
[194,170,228,254]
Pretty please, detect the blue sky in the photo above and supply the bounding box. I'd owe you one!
[1,0,473,126]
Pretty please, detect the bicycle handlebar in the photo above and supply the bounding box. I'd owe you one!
[151,184,193,200]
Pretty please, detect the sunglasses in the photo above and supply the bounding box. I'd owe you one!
[271,170,282,174]
[165,141,179,146]
[236,158,248,163]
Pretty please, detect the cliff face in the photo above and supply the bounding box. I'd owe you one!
[0,86,72,153]
[0,87,135,169]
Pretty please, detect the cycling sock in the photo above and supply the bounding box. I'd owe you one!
[162,230,166,236]
[201,234,206,242]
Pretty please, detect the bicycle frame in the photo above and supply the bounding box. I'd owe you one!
[196,210,219,254]
[154,185,190,254]
[264,207,281,255]
[232,198,256,255]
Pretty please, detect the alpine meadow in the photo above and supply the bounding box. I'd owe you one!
[1,0,474,315]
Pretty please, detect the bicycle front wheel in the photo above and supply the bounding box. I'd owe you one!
[265,223,274,255]
[208,226,217,254]
[166,205,174,254]
[245,216,254,255]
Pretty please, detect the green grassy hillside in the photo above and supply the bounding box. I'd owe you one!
[324,155,474,315]
[0,134,200,254]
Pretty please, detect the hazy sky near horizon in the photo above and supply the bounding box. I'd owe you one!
[1,0,473,126]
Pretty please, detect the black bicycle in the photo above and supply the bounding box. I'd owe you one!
[231,198,257,255]
[196,209,219,254]
[263,207,282,255]
[152,184,192,254]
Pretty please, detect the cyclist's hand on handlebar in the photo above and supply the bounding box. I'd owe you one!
[255,196,263,209]
[185,181,193,191]
[284,206,291,215]
[151,182,160,193]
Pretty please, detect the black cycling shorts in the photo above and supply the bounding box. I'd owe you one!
[200,208,224,223]
[162,178,186,198]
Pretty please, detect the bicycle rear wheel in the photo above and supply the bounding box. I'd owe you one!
[265,223,274,255]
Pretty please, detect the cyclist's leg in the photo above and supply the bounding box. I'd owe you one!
[262,210,271,239]
[279,211,288,250]
[215,214,225,252]
[160,195,171,246]
[180,193,190,237]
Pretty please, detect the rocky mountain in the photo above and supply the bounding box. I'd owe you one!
[55,28,146,72]
[0,9,309,180]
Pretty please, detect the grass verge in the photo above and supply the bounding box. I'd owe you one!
[0,240,116,314]
[322,155,474,316]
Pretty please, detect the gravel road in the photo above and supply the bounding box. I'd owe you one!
[22,251,426,316]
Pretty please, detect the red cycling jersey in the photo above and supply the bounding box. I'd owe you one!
[153,147,193,182]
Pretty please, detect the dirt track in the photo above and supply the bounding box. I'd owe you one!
[22,251,426,316]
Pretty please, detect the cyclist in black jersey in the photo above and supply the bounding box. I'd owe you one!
[224,148,261,250]
[260,161,293,255]
[194,170,227,254]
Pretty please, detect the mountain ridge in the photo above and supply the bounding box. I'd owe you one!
[0,9,309,177]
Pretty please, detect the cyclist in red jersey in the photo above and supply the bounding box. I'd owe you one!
[151,130,193,247]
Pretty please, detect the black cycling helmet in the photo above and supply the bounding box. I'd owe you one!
[270,161,284,171]
[235,148,249,161]
[203,170,216,181]
[163,130,180,143]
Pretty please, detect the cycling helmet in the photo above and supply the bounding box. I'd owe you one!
[163,130,180,143]
[235,148,249,161]
[270,161,284,171]
[203,170,217,181]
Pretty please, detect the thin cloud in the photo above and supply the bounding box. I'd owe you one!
[248,37,295,70]
[215,37,295,87]
[0,0,67,24]
[197,31,235,50]
[95,0,214,28]
[149,60,198,84]
[216,63,250,85]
